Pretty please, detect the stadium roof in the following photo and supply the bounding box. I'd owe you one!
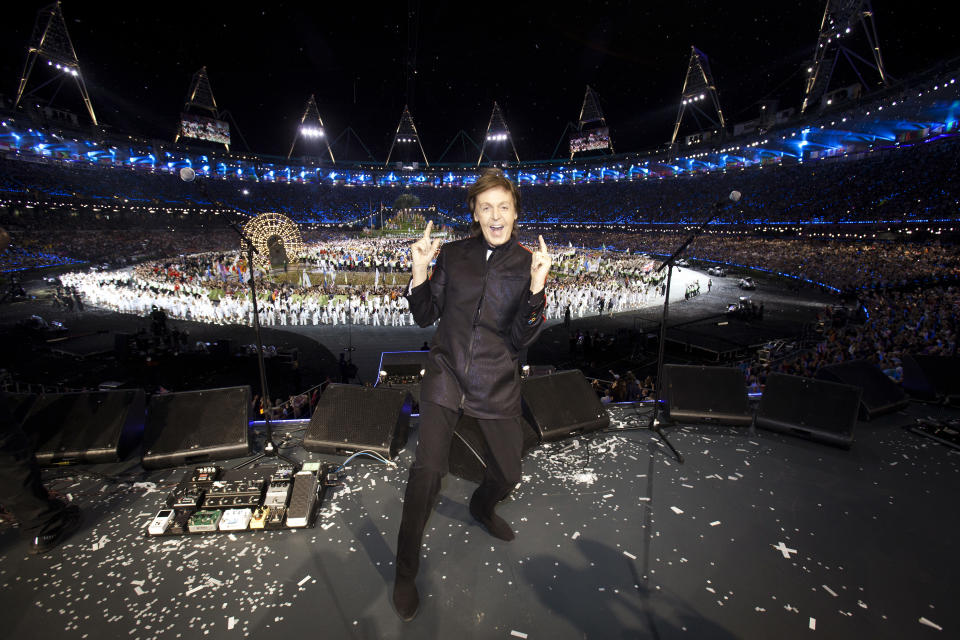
[0,2,956,159]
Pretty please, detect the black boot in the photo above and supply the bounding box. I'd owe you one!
[469,486,515,541]
[392,573,419,622]
[394,465,441,621]
[29,504,83,555]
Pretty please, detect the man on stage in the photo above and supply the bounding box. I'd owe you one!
[393,169,551,621]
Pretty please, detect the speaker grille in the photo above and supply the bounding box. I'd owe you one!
[304,384,412,459]
[143,386,250,469]
[815,360,907,419]
[664,365,751,426]
[757,373,861,447]
[24,390,145,464]
[521,370,609,442]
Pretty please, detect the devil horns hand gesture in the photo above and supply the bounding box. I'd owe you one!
[530,235,551,294]
[410,221,442,287]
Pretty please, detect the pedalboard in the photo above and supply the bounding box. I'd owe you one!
[147,463,334,537]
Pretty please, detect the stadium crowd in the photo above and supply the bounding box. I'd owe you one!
[2,133,957,227]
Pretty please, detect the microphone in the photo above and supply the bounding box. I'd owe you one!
[179,166,196,182]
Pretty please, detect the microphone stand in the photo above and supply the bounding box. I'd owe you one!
[230,223,299,469]
[623,195,740,463]
[181,170,298,469]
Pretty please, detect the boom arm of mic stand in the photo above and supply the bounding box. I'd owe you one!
[655,209,719,274]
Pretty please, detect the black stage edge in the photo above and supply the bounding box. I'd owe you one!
[0,402,957,639]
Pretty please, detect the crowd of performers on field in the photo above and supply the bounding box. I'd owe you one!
[58,234,684,328]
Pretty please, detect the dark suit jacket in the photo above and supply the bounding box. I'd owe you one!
[407,235,546,419]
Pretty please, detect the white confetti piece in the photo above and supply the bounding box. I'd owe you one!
[623,551,636,560]
[227,617,238,630]
[670,506,684,515]
[710,521,721,526]
[822,585,838,597]
[919,617,942,631]
[638,497,650,501]
[134,586,147,596]
[510,631,528,639]
[809,617,816,630]
[772,542,797,558]
[571,531,580,540]
[185,584,205,596]
[297,575,311,587]
[602,494,614,499]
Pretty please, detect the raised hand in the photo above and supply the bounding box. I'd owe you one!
[530,234,551,294]
[410,221,442,270]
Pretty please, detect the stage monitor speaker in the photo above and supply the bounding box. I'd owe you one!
[520,369,610,442]
[900,355,960,402]
[756,373,861,448]
[378,351,429,403]
[663,364,752,426]
[815,360,908,420]
[142,386,251,469]
[303,384,412,459]
[22,390,145,464]
[448,414,541,484]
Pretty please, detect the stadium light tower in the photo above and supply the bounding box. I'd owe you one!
[570,85,614,160]
[670,46,726,148]
[14,1,98,125]
[287,94,335,162]
[801,0,890,113]
[477,101,520,166]
[384,105,429,168]
[174,66,231,151]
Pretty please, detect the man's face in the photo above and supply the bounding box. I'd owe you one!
[473,186,516,247]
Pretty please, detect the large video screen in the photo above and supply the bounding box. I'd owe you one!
[179,114,230,145]
[570,127,611,154]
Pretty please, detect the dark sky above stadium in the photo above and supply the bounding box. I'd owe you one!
[1,1,956,161]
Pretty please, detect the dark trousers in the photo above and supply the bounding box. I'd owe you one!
[396,400,523,579]
[0,393,68,538]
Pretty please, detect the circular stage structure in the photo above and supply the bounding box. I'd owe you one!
[243,212,304,268]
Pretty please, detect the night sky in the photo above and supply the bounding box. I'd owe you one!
[1,1,956,161]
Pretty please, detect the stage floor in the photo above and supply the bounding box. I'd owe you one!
[1,402,957,640]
